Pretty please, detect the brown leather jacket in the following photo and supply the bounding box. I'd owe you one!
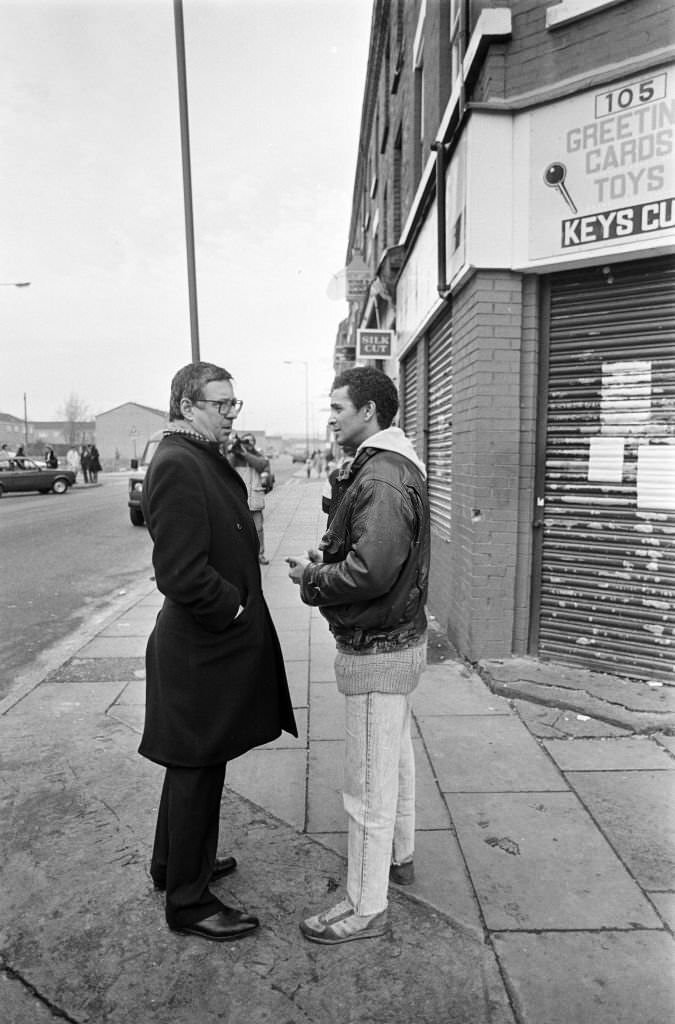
[300,447,430,651]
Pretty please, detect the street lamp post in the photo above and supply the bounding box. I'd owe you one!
[284,360,310,463]
[173,0,200,362]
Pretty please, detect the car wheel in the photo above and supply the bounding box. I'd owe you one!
[129,508,145,526]
[52,479,69,495]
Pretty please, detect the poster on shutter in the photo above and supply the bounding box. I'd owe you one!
[528,66,675,261]
[588,436,624,482]
[637,445,675,510]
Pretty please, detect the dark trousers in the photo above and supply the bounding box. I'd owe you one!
[150,763,227,928]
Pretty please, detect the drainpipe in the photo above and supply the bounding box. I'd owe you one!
[431,140,449,299]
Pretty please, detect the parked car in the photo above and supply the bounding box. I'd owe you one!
[128,432,163,526]
[0,457,76,497]
[290,444,308,463]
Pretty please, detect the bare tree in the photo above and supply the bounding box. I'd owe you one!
[59,393,91,445]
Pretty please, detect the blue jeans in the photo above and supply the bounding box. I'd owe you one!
[342,690,416,916]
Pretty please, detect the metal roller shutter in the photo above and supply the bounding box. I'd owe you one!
[538,256,675,681]
[427,316,452,541]
[402,347,418,450]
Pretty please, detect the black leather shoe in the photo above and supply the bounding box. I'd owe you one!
[211,855,237,881]
[171,907,259,942]
[152,855,237,892]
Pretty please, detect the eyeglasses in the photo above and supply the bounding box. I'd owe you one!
[197,398,244,416]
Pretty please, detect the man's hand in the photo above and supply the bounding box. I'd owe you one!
[286,555,311,584]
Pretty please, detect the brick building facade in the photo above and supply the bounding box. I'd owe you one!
[336,0,674,681]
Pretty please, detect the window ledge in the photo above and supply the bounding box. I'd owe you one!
[462,8,512,91]
[546,0,628,30]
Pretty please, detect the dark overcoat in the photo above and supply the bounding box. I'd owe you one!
[138,431,297,767]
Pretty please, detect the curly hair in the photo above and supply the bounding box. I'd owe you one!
[331,366,399,429]
[169,362,233,420]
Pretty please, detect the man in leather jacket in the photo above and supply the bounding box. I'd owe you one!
[288,366,430,944]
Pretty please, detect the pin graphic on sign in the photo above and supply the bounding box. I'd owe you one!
[544,162,578,213]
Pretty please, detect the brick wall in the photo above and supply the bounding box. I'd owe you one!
[512,273,539,654]
[436,269,525,661]
[473,0,671,103]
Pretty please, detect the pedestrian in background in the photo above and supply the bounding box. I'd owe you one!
[80,445,90,483]
[288,366,430,945]
[227,432,271,565]
[140,360,297,943]
[88,444,101,483]
[44,446,58,468]
[66,446,80,481]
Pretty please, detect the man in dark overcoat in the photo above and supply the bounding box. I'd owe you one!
[139,361,297,942]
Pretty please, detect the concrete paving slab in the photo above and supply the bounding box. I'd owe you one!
[260,581,301,609]
[306,740,344,832]
[488,677,675,734]
[309,635,336,657]
[414,738,452,829]
[287,670,308,708]
[308,683,344,739]
[309,646,336,682]
[270,605,311,631]
[99,612,157,637]
[284,658,308,699]
[649,891,675,931]
[115,678,145,704]
[403,829,483,936]
[259,708,307,750]
[568,770,675,890]
[46,655,146,683]
[278,632,310,662]
[447,792,661,930]
[4,972,65,1024]
[413,663,511,716]
[544,736,675,771]
[307,830,347,859]
[513,699,631,739]
[107,703,144,734]
[655,732,675,757]
[419,714,568,793]
[76,635,148,659]
[482,657,675,712]
[225,748,307,830]
[493,931,675,1024]
[14,680,125,718]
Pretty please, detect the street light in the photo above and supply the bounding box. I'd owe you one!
[283,360,310,464]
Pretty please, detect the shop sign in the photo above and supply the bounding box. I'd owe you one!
[356,329,394,359]
[528,67,675,260]
[345,254,371,301]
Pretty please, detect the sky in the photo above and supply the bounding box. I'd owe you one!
[0,0,372,436]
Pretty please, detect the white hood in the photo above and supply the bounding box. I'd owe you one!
[356,426,427,479]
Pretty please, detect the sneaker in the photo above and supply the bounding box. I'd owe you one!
[389,859,415,885]
[299,898,389,945]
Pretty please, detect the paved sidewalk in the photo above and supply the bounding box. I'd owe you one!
[1,475,674,1023]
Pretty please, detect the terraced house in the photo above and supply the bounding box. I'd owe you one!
[336,0,674,681]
